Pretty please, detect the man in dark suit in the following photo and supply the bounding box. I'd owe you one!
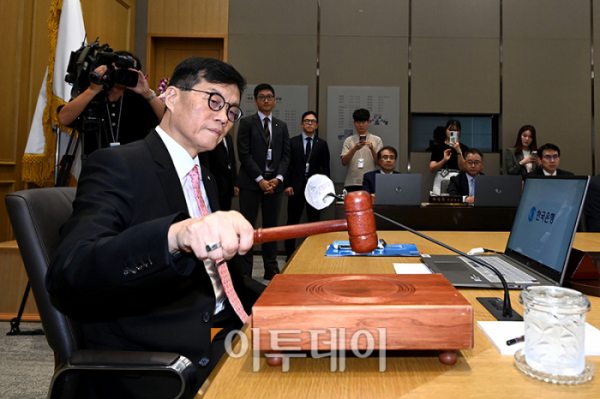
[447,148,484,204]
[201,132,238,210]
[284,111,330,259]
[526,143,574,177]
[362,146,400,203]
[237,83,291,279]
[47,57,262,398]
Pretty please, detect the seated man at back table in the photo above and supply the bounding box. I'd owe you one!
[447,148,484,204]
[362,146,400,203]
[526,143,574,177]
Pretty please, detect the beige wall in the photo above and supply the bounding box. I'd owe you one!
[4,0,600,242]
[228,0,598,199]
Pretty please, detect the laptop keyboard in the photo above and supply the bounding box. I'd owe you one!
[458,256,538,283]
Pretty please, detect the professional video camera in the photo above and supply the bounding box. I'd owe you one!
[64,40,139,99]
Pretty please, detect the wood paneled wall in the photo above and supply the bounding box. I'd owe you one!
[0,0,136,243]
[147,0,228,35]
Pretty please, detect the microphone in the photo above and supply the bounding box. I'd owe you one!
[373,212,520,321]
[306,175,520,321]
[304,174,338,210]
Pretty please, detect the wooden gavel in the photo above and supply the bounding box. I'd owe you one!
[253,191,378,253]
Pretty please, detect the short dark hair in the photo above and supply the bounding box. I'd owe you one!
[378,146,398,159]
[538,143,561,157]
[465,148,483,160]
[169,57,246,97]
[353,108,370,122]
[254,83,275,98]
[445,119,461,131]
[302,111,318,122]
[114,51,142,71]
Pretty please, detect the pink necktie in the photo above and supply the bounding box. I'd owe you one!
[189,165,249,324]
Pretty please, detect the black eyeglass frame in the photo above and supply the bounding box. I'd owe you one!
[177,87,243,122]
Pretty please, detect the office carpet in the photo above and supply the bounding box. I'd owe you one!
[0,256,284,398]
[0,322,53,399]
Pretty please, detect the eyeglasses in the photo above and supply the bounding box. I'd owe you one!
[381,155,396,160]
[466,161,482,166]
[302,119,318,125]
[177,87,243,122]
[256,95,275,102]
[543,154,560,161]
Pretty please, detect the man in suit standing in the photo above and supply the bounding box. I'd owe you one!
[237,84,291,279]
[362,146,400,203]
[526,143,574,177]
[47,57,261,398]
[201,132,238,210]
[447,148,484,204]
[284,111,330,259]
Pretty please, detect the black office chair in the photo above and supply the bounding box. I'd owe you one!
[5,188,197,399]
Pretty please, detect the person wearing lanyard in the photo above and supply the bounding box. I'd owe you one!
[237,83,291,280]
[57,51,164,156]
[284,111,331,260]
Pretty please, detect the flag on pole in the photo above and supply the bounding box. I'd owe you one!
[22,0,86,186]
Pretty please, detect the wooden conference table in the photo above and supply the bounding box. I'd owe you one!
[197,231,600,399]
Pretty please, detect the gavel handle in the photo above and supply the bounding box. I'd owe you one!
[254,219,348,244]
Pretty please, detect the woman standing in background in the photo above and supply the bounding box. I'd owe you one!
[505,125,538,178]
[429,119,469,195]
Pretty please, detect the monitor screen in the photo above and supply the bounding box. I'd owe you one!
[506,176,589,280]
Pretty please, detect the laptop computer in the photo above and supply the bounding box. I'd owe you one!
[422,175,590,289]
[375,174,422,206]
[474,175,522,207]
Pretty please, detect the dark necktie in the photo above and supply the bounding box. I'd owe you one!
[264,117,273,169]
[264,117,270,142]
[305,137,312,160]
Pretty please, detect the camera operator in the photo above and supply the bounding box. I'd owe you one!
[58,51,164,155]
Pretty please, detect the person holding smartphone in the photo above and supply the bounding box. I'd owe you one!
[341,108,383,192]
[505,124,538,178]
[429,119,469,195]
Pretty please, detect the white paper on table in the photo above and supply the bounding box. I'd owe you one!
[393,263,433,274]
[478,321,600,356]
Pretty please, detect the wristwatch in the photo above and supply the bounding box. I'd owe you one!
[145,90,157,102]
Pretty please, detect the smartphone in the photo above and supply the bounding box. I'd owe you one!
[532,151,537,157]
[449,131,458,145]
[359,135,367,141]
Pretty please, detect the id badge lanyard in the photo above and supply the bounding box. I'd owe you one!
[305,139,314,176]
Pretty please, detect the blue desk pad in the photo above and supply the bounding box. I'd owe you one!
[325,240,420,257]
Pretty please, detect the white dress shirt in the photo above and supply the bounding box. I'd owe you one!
[155,126,226,314]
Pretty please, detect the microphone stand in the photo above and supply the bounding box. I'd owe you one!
[373,211,522,321]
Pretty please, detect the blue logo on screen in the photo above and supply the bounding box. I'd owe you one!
[528,207,536,221]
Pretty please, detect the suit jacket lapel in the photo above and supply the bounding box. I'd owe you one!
[146,130,189,214]
[201,167,220,212]
[253,114,268,144]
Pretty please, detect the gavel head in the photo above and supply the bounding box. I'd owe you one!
[344,191,378,253]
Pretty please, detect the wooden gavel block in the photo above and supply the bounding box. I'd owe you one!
[252,274,473,366]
